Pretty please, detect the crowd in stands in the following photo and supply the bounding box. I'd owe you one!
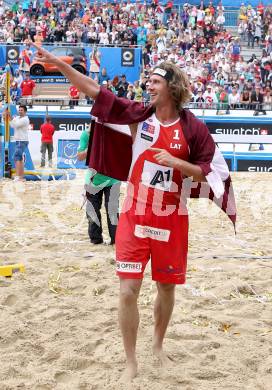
[0,1,271,112]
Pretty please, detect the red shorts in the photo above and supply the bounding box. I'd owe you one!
[115,200,188,284]
[231,54,240,62]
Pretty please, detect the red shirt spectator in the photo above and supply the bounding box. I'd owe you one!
[40,119,55,143]
[69,86,80,99]
[20,75,36,96]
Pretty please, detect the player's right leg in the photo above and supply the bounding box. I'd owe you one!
[118,278,142,382]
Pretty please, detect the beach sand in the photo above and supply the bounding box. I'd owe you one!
[0,172,271,390]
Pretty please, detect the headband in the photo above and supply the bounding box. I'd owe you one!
[152,68,173,82]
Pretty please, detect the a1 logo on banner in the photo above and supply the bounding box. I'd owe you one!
[6,46,20,65]
[121,48,135,67]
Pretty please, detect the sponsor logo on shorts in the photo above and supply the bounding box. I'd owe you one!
[134,225,170,242]
[141,133,153,142]
[116,261,142,273]
[157,265,184,276]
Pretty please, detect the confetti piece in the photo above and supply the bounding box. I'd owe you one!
[252,250,267,256]
[93,286,106,296]
[59,265,80,273]
[218,323,232,333]
[48,272,72,295]
[188,267,198,272]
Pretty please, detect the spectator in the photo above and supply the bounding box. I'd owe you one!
[194,88,205,108]
[13,69,23,87]
[228,86,240,110]
[251,85,266,115]
[126,84,135,100]
[20,72,36,108]
[133,80,143,102]
[69,85,80,109]
[216,85,229,114]
[10,81,21,104]
[98,67,109,85]
[254,17,262,47]
[240,88,252,110]
[2,105,29,181]
[19,46,32,74]
[231,37,241,63]
[40,116,55,168]
[203,85,218,108]
[263,86,272,110]
[247,19,255,48]
[116,74,129,98]
[89,47,101,80]
[77,124,120,245]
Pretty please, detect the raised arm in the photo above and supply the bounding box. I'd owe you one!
[31,43,100,99]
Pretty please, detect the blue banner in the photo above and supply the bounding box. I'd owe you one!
[0,45,142,84]
[57,139,87,169]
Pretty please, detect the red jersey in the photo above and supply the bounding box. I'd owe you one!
[128,113,189,207]
[21,79,36,96]
[40,123,55,143]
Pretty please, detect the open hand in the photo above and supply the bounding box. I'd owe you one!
[150,148,179,168]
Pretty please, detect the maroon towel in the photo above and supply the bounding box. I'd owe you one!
[88,88,237,228]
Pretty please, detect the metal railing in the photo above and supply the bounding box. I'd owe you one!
[16,97,272,113]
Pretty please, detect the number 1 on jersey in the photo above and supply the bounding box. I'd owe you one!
[173,129,180,140]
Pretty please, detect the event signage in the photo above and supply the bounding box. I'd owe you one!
[6,46,20,65]
[29,116,90,132]
[0,45,142,82]
[236,157,272,172]
[32,77,70,84]
[28,117,272,139]
[206,121,272,136]
[57,139,87,169]
[121,48,135,67]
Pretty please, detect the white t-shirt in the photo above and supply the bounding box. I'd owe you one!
[228,93,240,105]
[10,115,30,142]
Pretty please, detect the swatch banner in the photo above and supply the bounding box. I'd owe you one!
[206,121,272,136]
[29,116,91,132]
[236,157,272,172]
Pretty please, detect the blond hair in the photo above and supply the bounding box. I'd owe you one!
[153,61,191,110]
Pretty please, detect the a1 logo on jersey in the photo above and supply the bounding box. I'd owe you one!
[170,129,182,150]
[150,169,172,188]
[142,161,173,191]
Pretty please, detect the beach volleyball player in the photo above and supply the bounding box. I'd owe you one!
[32,43,234,382]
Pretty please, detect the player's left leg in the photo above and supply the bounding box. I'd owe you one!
[153,282,176,366]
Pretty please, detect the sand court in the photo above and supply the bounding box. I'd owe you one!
[0,172,271,390]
